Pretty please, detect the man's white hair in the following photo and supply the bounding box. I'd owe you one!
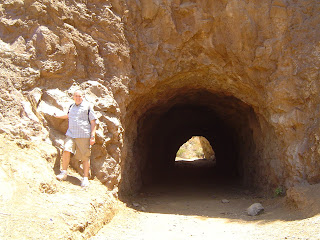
[73,89,84,96]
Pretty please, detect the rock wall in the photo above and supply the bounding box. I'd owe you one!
[0,0,129,190]
[0,0,319,194]
[199,137,215,160]
[121,0,320,193]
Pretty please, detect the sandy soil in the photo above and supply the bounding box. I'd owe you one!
[0,135,119,240]
[91,159,320,240]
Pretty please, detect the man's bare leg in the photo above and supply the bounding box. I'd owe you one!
[56,151,71,181]
[81,159,90,187]
[82,159,90,178]
[62,151,71,170]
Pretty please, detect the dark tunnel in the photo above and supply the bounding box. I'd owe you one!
[124,89,265,192]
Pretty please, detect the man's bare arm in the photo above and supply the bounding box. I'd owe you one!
[54,113,68,119]
[90,119,96,136]
[90,119,97,145]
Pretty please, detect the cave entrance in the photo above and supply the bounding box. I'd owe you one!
[121,89,276,196]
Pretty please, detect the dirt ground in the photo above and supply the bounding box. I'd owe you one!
[0,135,120,240]
[91,159,320,240]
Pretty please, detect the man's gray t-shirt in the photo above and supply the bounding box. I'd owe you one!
[66,101,97,138]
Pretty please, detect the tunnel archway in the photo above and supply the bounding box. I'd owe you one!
[120,87,282,195]
[137,91,249,185]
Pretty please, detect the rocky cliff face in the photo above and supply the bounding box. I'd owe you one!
[0,0,319,194]
[0,0,129,190]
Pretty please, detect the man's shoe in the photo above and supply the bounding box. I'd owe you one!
[56,171,67,181]
[81,178,89,188]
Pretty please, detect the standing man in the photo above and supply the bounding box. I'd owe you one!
[54,90,97,187]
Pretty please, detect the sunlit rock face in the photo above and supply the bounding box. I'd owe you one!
[1,0,319,194]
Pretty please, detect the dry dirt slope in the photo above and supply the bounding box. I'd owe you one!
[0,134,121,240]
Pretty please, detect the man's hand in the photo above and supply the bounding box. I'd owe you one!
[90,136,95,145]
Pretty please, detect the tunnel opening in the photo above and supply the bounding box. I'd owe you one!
[120,88,280,197]
[175,136,215,162]
[172,135,218,187]
[139,102,242,188]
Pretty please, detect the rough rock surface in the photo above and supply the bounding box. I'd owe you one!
[121,0,320,194]
[199,136,215,160]
[286,183,320,217]
[247,203,264,216]
[0,0,319,197]
[1,0,320,238]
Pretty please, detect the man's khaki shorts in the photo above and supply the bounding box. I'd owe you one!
[64,136,91,162]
